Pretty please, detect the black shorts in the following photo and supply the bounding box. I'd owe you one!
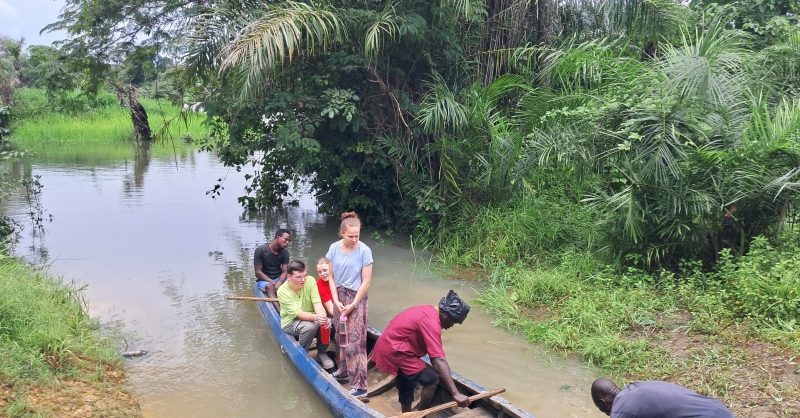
[396,367,439,405]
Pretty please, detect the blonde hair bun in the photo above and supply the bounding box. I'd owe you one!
[341,212,359,221]
[339,211,361,232]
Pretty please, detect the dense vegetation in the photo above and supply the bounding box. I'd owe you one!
[30,0,800,264]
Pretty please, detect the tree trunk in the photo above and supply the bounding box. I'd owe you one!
[535,0,560,88]
[536,0,559,47]
[114,83,152,141]
[480,0,534,86]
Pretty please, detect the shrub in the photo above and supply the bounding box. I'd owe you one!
[721,238,800,323]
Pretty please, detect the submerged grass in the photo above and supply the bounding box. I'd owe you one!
[0,255,140,417]
[8,88,207,145]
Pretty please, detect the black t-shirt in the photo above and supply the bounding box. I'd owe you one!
[254,244,289,280]
[612,381,734,418]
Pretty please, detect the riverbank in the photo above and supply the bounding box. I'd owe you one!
[8,88,207,145]
[469,249,800,417]
[0,256,141,417]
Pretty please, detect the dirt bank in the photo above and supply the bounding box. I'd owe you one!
[1,361,141,417]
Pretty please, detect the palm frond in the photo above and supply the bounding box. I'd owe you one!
[418,72,469,135]
[218,1,344,97]
[659,15,752,108]
[364,3,403,58]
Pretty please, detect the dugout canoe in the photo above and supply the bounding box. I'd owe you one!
[253,282,536,418]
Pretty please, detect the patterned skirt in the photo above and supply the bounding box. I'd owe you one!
[333,287,368,390]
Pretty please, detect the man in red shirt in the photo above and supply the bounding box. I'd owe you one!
[371,290,472,412]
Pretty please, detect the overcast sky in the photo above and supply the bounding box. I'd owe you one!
[0,0,66,46]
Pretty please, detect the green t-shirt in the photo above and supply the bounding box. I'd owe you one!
[277,276,322,329]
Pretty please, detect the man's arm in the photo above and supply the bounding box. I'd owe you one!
[276,263,288,287]
[312,302,330,328]
[295,310,318,322]
[254,247,269,281]
[431,357,470,407]
[292,302,329,324]
[254,266,269,282]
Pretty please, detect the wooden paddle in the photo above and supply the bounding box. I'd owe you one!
[227,296,279,302]
[388,388,506,418]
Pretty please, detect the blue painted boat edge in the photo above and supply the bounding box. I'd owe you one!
[253,282,383,418]
[367,326,536,418]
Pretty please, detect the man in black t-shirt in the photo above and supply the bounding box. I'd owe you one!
[254,229,291,311]
[591,378,734,418]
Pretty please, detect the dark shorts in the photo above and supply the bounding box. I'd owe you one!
[396,367,439,405]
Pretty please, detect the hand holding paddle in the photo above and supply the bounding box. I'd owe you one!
[388,388,505,418]
[227,296,279,302]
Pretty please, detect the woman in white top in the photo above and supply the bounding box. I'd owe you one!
[327,212,373,398]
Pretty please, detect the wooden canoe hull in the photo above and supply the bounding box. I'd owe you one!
[253,282,536,418]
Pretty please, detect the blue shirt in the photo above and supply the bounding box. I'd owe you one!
[326,241,373,291]
[612,381,734,418]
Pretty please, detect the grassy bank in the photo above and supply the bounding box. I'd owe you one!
[474,255,799,416]
[0,255,141,417]
[8,88,207,145]
[431,168,799,417]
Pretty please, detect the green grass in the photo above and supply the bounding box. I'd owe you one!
[0,255,140,417]
[434,166,603,268]
[8,88,208,145]
[475,254,676,376]
[0,256,117,384]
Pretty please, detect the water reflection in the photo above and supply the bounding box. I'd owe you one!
[122,140,152,197]
[2,140,597,418]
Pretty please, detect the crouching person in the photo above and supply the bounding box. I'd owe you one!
[278,260,334,369]
[371,290,472,412]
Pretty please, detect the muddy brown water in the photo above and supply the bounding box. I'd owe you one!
[4,141,599,417]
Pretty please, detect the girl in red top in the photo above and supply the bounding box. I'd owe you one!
[316,257,335,317]
[315,257,336,370]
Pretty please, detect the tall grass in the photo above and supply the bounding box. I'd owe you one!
[8,88,207,145]
[476,253,676,376]
[476,243,800,382]
[0,256,117,383]
[436,166,604,267]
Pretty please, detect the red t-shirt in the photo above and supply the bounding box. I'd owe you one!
[371,305,446,376]
[316,277,333,304]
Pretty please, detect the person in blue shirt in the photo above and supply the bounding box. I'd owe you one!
[326,212,373,398]
[591,378,734,418]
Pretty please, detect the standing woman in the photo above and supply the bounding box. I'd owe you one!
[327,212,373,398]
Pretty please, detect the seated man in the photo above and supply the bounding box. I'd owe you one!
[277,260,334,370]
[254,229,291,312]
[371,290,472,412]
[591,378,734,418]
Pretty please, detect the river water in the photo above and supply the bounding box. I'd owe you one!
[3,140,598,417]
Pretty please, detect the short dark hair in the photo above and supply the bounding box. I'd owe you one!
[287,260,306,275]
[274,228,291,239]
[591,378,619,408]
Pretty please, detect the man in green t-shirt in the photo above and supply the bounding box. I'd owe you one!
[277,260,334,369]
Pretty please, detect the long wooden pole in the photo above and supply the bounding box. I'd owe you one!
[227,296,279,302]
[388,388,506,418]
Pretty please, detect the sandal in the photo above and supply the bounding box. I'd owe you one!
[331,370,349,382]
